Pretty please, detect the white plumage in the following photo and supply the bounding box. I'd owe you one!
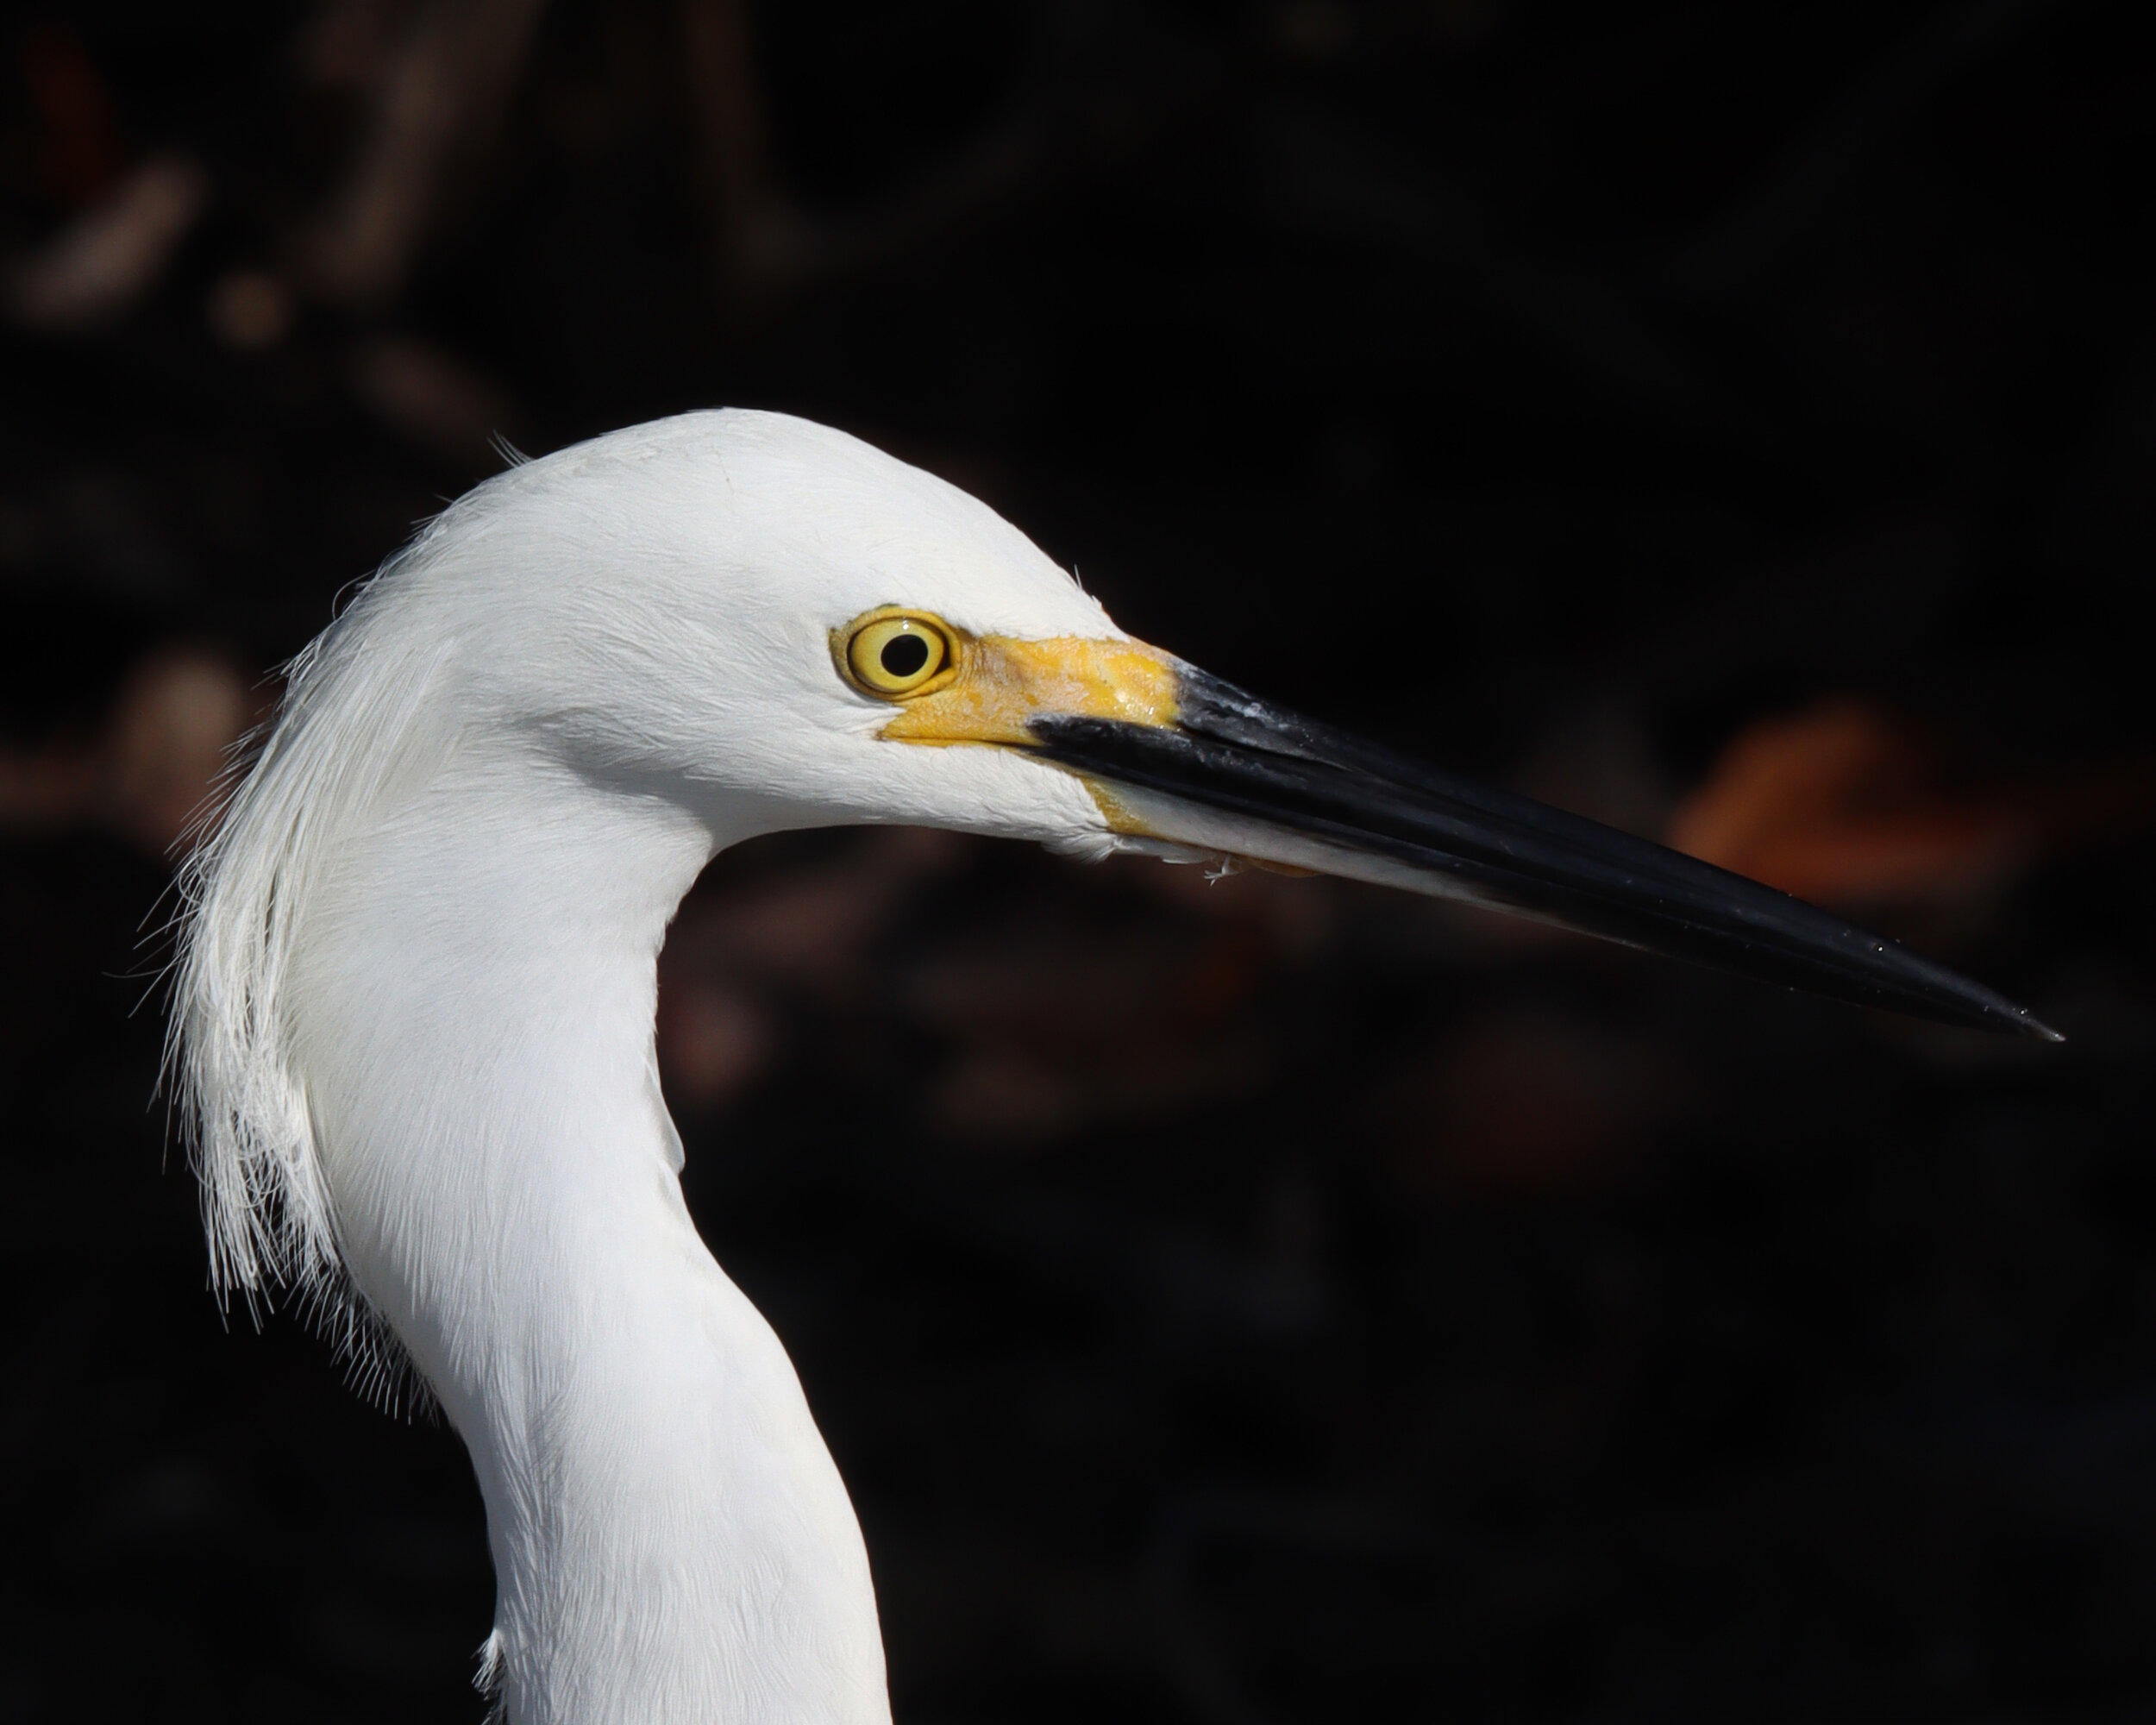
[170,408,2047,1724]
[174,411,1144,1723]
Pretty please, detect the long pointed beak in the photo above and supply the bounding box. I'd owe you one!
[1025,662,2059,1041]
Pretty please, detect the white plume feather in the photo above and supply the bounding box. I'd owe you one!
[165,509,465,1391]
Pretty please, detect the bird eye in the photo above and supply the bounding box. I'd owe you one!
[840,612,955,698]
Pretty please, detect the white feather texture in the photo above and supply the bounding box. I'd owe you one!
[168,410,1130,1724]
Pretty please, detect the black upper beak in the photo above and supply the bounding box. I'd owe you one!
[1027,665,2059,1040]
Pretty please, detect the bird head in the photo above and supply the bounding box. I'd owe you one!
[348,408,2054,1038]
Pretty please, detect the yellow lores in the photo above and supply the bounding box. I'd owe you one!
[833,606,1179,746]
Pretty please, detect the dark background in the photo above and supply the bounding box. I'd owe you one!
[2,2,2152,1719]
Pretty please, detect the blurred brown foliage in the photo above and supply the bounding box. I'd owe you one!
[0,646,253,852]
[1671,698,2153,910]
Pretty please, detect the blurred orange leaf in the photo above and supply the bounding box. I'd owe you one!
[1671,700,2030,905]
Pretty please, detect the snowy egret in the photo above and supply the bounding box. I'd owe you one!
[170,410,2053,1725]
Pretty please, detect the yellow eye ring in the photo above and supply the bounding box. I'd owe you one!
[837,609,959,699]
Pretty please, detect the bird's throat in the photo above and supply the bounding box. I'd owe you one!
[288,764,892,1725]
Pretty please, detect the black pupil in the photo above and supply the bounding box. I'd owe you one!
[880,632,931,678]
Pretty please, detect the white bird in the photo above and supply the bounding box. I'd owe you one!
[169,410,2052,1725]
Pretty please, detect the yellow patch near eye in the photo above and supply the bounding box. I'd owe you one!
[875,634,1180,746]
[836,608,1194,844]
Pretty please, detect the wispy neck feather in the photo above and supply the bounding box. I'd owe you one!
[171,554,463,1360]
[170,534,892,1722]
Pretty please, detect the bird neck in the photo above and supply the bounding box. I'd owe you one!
[293,757,890,1725]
